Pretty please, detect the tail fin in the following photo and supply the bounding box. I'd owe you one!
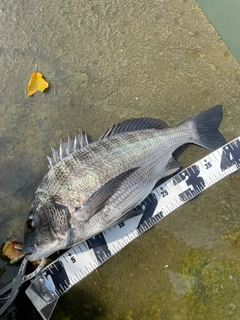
[189,105,226,150]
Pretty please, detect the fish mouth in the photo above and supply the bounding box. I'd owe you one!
[22,244,37,255]
[23,244,43,261]
[23,242,59,261]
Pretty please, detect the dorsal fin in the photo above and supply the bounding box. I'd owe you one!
[99,117,168,140]
[47,131,90,169]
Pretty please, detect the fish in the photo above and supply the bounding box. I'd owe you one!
[23,105,225,261]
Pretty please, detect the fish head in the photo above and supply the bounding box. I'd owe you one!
[23,199,72,261]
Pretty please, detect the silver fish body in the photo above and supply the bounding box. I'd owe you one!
[23,105,225,261]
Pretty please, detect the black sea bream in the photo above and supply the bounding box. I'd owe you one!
[23,105,225,261]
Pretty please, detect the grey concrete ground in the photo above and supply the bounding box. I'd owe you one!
[0,0,240,319]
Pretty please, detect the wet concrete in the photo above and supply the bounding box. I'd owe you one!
[0,0,240,319]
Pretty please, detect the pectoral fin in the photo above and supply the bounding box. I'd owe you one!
[75,167,139,221]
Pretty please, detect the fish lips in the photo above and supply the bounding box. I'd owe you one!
[23,244,44,261]
[22,244,37,255]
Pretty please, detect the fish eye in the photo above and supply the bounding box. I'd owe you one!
[25,219,36,233]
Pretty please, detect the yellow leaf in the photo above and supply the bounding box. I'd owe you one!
[26,72,49,96]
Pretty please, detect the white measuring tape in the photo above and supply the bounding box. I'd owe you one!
[26,137,240,320]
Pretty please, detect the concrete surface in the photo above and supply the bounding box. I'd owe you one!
[0,0,240,319]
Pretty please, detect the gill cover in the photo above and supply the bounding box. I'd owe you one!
[23,199,72,260]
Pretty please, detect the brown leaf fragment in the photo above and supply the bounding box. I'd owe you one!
[2,240,23,260]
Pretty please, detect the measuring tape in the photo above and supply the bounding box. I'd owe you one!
[26,137,240,320]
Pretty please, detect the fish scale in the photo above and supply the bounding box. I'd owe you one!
[57,131,176,210]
